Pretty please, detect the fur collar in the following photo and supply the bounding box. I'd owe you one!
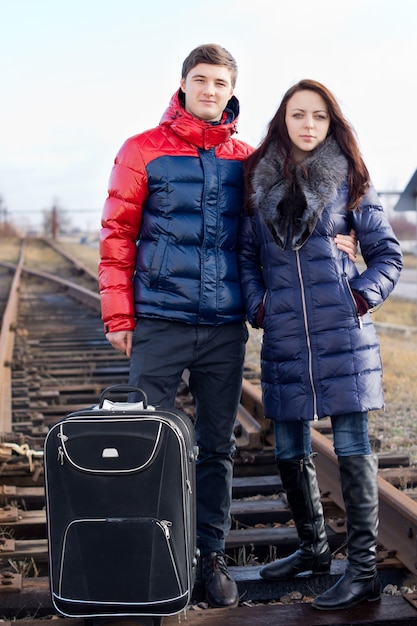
[251,136,349,249]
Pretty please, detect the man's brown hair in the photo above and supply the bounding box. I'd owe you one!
[181,44,238,88]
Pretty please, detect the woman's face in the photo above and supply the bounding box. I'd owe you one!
[285,90,331,162]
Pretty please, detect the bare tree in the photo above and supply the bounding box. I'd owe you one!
[0,195,18,237]
[42,202,72,238]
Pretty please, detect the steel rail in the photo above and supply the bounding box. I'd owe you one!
[19,265,101,313]
[0,255,101,433]
[0,241,27,431]
[40,237,99,283]
[240,377,417,577]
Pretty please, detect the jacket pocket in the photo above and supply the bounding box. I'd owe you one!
[343,275,363,329]
[149,235,168,288]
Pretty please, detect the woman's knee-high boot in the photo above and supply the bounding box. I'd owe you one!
[260,454,331,580]
[312,454,381,610]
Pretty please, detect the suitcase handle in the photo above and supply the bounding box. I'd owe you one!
[99,385,148,409]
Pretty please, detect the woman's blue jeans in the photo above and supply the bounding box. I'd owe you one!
[273,412,371,460]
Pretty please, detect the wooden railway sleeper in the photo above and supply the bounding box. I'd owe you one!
[0,572,21,593]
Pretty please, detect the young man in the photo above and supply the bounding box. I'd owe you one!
[99,44,252,609]
[99,44,357,608]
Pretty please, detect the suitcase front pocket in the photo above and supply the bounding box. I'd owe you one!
[58,420,163,473]
[58,517,184,605]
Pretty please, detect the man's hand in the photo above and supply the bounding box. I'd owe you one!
[105,330,133,357]
[335,229,358,262]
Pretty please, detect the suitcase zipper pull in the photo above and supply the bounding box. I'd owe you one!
[157,519,172,539]
[57,447,64,465]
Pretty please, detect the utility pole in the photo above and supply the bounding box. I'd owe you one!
[51,205,58,240]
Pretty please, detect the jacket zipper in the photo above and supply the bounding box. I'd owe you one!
[296,250,319,421]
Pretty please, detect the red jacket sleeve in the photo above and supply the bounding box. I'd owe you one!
[98,137,149,333]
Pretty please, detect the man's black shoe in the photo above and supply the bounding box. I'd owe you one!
[201,552,239,608]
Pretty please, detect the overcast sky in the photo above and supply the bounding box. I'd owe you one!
[1,0,416,232]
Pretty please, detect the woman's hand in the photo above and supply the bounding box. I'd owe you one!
[335,229,358,262]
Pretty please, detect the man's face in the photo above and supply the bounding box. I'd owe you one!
[180,63,234,122]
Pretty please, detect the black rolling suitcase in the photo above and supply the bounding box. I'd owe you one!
[44,385,198,624]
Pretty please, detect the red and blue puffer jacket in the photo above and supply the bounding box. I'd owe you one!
[99,90,253,332]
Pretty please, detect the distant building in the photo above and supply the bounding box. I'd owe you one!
[394,169,417,213]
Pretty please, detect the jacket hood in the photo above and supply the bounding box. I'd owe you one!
[251,136,349,249]
[159,89,240,150]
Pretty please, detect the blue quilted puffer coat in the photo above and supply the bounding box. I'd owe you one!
[238,137,403,422]
[99,90,253,332]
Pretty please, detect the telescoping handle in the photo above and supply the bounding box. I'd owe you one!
[99,385,148,409]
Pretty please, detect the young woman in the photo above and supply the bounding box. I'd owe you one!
[238,79,403,611]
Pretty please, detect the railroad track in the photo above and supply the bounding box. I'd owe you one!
[1,236,417,625]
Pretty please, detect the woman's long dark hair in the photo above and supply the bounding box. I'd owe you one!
[244,79,370,213]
